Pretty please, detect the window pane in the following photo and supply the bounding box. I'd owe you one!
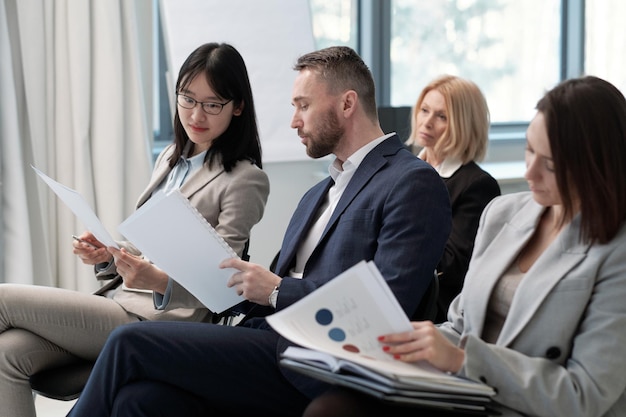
[390,0,560,123]
[309,0,358,50]
[585,0,626,96]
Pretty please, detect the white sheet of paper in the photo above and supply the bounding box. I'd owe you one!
[32,166,119,248]
[117,189,243,313]
[269,261,494,395]
[267,260,413,362]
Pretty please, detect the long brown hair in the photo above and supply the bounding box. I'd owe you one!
[537,76,626,244]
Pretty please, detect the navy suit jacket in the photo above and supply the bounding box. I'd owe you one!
[244,135,451,395]
[274,135,450,313]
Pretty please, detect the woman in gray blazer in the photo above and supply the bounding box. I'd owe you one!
[0,43,269,417]
[303,76,626,416]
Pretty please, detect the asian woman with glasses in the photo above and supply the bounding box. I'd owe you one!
[0,42,269,417]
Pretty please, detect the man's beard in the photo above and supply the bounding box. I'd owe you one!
[304,108,344,159]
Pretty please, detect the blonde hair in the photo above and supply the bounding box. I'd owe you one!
[408,75,490,164]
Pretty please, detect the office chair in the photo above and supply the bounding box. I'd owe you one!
[410,271,440,322]
[30,360,93,401]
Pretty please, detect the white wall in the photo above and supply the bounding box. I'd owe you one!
[159,0,316,163]
[247,158,330,268]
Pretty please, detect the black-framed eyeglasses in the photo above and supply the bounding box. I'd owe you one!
[176,94,232,115]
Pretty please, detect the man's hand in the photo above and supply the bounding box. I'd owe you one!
[221,258,282,305]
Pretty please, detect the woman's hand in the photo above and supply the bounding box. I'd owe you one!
[72,231,112,265]
[108,247,169,294]
[378,321,465,374]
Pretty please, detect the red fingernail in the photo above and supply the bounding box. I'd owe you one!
[382,346,390,352]
[377,336,384,341]
[393,354,401,360]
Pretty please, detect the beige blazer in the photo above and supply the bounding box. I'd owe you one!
[97,144,269,321]
[439,192,626,417]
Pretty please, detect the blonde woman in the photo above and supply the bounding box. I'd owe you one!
[407,75,500,322]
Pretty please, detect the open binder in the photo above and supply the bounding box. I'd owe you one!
[266,261,498,414]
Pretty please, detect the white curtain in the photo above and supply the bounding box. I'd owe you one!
[0,0,153,291]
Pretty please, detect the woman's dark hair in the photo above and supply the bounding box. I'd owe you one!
[537,76,626,244]
[171,43,262,171]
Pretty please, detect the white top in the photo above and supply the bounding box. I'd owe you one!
[417,148,463,178]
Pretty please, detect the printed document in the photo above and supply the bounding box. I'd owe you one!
[267,261,496,412]
[32,166,119,248]
[33,166,242,313]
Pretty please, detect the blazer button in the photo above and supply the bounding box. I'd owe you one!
[546,347,561,359]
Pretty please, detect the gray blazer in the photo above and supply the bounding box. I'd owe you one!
[439,192,626,417]
[97,144,270,321]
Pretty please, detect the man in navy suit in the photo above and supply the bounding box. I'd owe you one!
[66,46,451,417]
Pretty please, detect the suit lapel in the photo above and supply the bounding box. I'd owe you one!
[497,214,589,346]
[136,143,181,207]
[277,179,333,275]
[317,140,391,245]
[178,161,224,199]
[136,159,171,207]
[277,136,400,275]
[465,203,541,337]
[136,144,225,207]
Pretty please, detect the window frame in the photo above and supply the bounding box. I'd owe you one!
[357,0,585,165]
[153,0,587,166]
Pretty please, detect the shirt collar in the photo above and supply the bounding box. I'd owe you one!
[417,148,463,178]
[187,149,207,172]
[329,133,394,181]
